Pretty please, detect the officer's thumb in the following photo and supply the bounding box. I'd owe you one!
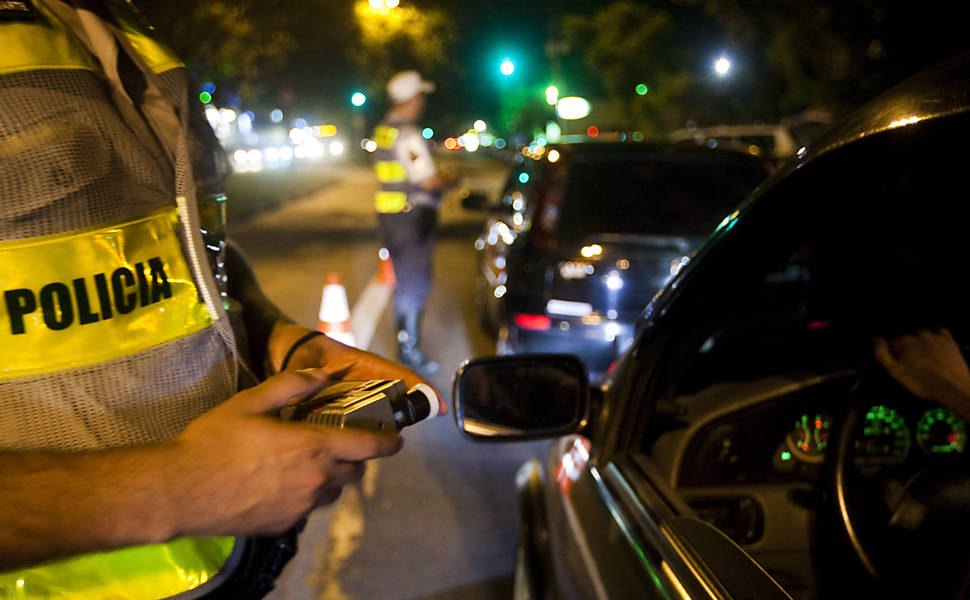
[239,368,330,415]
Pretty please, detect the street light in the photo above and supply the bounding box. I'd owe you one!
[499,59,515,76]
[351,91,367,107]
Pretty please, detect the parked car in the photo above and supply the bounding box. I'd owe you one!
[474,142,769,383]
[669,110,833,171]
[453,53,970,600]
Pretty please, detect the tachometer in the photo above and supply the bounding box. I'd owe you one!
[786,413,831,463]
[916,408,966,454]
[855,405,910,465]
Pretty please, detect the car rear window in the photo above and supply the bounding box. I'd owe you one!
[557,152,767,239]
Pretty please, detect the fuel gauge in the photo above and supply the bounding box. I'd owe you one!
[786,413,831,463]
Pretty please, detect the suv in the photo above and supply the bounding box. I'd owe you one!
[475,142,769,382]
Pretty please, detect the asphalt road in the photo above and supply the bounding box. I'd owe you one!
[230,157,553,600]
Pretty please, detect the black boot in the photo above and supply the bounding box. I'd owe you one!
[396,312,440,375]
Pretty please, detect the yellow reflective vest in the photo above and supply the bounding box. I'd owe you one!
[0,0,246,596]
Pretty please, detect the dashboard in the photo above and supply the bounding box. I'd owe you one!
[671,374,969,488]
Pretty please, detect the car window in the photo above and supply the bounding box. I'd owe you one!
[556,153,766,240]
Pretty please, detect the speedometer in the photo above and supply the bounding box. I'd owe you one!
[854,405,910,465]
[916,408,966,454]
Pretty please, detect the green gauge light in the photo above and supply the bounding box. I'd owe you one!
[916,408,966,454]
[856,405,910,464]
[786,413,831,463]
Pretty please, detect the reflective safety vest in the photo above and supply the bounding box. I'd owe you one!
[0,0,245,596]
[371,124,410,213]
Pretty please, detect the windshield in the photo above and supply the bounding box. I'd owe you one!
[557,153,767,240]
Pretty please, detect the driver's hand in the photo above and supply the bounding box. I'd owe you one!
[873,328,970,422]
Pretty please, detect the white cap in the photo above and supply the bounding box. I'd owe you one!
[387,70,435,104]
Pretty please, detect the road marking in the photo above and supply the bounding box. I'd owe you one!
[315,269,392,600]
[349,275,394,350]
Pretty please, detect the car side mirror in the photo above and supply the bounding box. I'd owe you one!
[453,354,589,441]
[459,189,492,211]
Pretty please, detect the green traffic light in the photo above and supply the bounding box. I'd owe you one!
[635,83,649,95]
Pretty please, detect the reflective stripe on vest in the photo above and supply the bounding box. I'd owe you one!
[372,125,408,212]
[0,1,181,76]
[376,190,409,213]
[0,536,238,599]
[0,208,212,379]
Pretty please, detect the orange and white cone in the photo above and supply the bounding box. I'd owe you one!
[377,247,397,288]
[317,272,357,347]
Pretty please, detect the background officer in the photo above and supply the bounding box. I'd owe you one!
[371,70,456,375]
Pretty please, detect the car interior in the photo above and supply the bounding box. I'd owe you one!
[638,120,970,599]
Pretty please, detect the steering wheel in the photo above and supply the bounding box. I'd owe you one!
[831,369,970,598]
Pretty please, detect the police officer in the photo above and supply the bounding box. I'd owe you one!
[371,70,456,375]
[0,1,439,597]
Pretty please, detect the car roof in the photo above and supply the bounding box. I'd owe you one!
[777,51,970,175]
[547,139,767,164]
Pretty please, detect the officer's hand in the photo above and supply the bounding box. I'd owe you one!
[269,323,448,415]
[170,368,403,537]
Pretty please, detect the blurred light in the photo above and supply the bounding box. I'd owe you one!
[318,124,338,137]
[500,59,515,76]
[480,133,494,147]
[204,106,220,129]
[351,91,367,107]
[422,127,434,139]
[378,247,390,260]
[362,138,378,153]
[279,146,293,161]
[581,244,602,258]
[556,96,591,120]
[514,313,551,331]
[232,149,248,164]
[512,213,523,227]
[219,108,236,124]
[270,109,283,123]
[474,238,485,251]
[632,131,644,142]
[246,148,262,163]
[546,120,561,143]
[536,136,547,147]
[559,262,591,280]
[547,299,593,317]
[545,85,559,106]
[493,285,507,299]
[198,91,211,104]
[617,259,630,270]
[604,321,621,341]
[385,0,399,7]
[461,132,480,152]
[587,125,599,137]
[889,115,921,128]
[443,137,458,150]
[605,271,623,291]
[495,138,507,149]
[265,147,280,161]
[518,172,530,184]
[329,141,345,156]
[473,119,487,132]
[289,128,308,144]
[635,83,649,95]
[368,0,382,7]
[292,118,307,129]
[670,256,690,276]
[547,149,560,163]
[715,56,732,76]
[202,82,216,94]
[237,111,253,134]
[748,144,761,156]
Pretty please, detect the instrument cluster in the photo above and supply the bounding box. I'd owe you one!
[775,404,966,472]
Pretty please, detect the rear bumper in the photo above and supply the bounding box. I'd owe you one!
[503,318,634,380]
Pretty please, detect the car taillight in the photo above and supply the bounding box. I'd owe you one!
[514,313,551,330]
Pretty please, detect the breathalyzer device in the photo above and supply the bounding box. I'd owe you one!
[278,379,439,432]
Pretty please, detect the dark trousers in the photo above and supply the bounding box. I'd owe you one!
[378,205,437,317]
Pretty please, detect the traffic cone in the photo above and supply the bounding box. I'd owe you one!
[377,247,397,287]
[317,273,357,347]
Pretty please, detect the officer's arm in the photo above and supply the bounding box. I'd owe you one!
[0,369,402,570]
[224,241,445,411]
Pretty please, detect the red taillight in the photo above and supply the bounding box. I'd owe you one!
[514,313,551,330]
